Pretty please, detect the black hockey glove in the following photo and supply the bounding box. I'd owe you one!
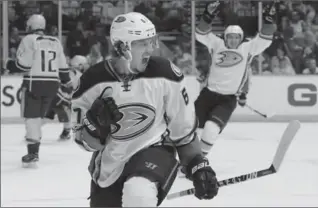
[262,0,279,24]
[202,1,222,24]
[83,97,123,144]
[238,93,247,107]
[186,155,219,200]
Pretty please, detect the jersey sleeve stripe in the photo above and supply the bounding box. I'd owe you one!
[259,33,273,40]
[16,60,31,71]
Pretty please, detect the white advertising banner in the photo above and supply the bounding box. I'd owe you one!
[233,76,318,121]
[1,75,317,121]
[1,76,23,118]
[185,75,318,122]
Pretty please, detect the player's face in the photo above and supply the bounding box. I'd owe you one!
[130,36,157,72]
[225,34,241,49]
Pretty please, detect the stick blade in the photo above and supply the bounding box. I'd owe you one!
[265,111,276,118]
[272,120,301,171]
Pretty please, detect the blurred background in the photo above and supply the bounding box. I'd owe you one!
[1,0,318,76]
[1,0,317,122]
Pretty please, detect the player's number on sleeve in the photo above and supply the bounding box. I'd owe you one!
[73,108,82,124]
[41,50,57,72]
[181,87,189,105]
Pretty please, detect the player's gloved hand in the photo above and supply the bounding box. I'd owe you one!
[186,155,219,200]
[238,93,247,107]
[202,1,222,24]
[83,97,123,144]
[262,0,279,24]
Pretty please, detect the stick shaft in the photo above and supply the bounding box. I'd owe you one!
[167,165,276,200]
[245,103,268,118]
[167,120,300,200]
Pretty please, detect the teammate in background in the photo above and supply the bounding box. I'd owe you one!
[195,1,277,155]
[72,12,218,207]
[45,55,88,140]
[5,14,71,167]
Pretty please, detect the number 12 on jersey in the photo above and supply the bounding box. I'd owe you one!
[41,50,57,72]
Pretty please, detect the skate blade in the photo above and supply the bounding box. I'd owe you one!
[22,161,38,169]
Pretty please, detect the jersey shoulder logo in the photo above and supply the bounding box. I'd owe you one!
[170,61,183,77]
[111,103,156,141]
[215,51,243,67]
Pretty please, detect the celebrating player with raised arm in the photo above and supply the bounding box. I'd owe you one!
[72,12,219,207]
[195,1,277,155]
[5,14,71,167]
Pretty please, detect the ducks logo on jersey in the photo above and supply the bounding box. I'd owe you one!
[215,51,243,67]
[111,103,156,141]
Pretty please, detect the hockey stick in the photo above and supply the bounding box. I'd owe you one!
[245,103,275,119]
[167,120,301,200]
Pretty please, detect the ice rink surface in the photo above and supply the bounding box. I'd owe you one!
[1,122,318,207]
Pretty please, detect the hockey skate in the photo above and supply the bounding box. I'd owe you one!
[22,143,40,168]
[59,128,71,141]
[22,153,39,168]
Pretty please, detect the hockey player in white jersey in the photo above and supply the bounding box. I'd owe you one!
[5,14,70,167]
[45,55,87,140]
[194,1,277,155]
[72,12,218,207]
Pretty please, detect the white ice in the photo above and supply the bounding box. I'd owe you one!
[1,122,318,207]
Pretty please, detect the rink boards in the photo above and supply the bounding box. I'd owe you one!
[1,75,318,123]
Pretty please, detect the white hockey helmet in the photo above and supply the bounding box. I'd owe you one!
[110,12,157,50]
[224,25,244,41]
[70,55,88,72]
[26,14,46,32]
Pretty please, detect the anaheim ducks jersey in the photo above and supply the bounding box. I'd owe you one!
[196,28,273,95]
[72,56,197,187]
[16,34,68,95]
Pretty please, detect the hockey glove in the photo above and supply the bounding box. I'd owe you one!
[83,97,123,144]
[262,0,279,24]
[238,93,247,107]
[202,1,221,24]
[186,155,219,200]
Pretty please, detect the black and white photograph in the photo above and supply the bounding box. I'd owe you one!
[1,0,317,207]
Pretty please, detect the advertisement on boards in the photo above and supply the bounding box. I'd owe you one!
[1,76,23,118]
[232,76,318,121]
[1,75,317,121]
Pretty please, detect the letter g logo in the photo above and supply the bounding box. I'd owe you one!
[288,84,317,107]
